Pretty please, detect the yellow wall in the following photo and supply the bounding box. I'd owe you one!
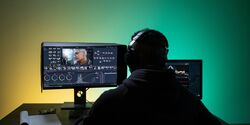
[0,1,117,119]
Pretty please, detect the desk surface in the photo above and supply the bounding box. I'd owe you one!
[0,103,238,125]
[0,103,89,125]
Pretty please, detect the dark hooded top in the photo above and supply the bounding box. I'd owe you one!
[83,69,221,125]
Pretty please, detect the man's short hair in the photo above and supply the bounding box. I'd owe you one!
[75,49,87,56]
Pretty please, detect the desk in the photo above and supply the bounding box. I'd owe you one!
[1,103,233,125]
[0,103,89,125]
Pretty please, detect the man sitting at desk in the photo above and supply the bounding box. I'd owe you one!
[83,29,221,125]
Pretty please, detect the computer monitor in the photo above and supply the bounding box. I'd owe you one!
[41,42,127,110]
[167,60,202,99]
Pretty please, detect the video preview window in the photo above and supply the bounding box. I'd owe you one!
[62,48,92,65]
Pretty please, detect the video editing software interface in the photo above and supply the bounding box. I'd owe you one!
[42,42,126,89]
[167,60,202,99]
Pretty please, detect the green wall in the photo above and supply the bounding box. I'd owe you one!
[0,0,249,123]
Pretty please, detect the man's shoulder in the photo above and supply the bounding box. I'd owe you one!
[94,84,128,105]
[102,84,128,98]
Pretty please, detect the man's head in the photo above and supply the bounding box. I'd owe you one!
[75,49,88,65]
[126,29,169,72]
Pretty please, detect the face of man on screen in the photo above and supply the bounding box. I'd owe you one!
[75,49,88,65]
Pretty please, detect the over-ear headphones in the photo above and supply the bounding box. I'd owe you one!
[125,30,146,70]
[126,29,169,72]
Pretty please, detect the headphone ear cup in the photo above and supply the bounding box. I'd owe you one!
[164,48,168,62]
[125,50,133,66]
[125,50,137,70]
[155,48,168,66]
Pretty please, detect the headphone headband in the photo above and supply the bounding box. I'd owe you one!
[129,30,147,47]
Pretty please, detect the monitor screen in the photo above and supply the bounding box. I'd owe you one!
[41,42,127,89]
[167,60,202,99]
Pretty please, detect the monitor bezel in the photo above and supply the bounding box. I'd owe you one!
[167,59,203,100]
[41,42,127,90]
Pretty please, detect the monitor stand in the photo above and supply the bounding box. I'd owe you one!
[61,87,92,118]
